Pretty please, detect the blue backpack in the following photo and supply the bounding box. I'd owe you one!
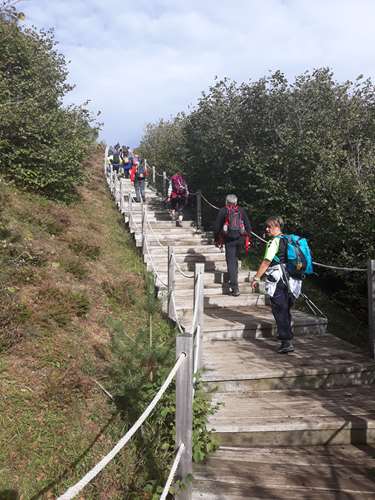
[275,234,314,279]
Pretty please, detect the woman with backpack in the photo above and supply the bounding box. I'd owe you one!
[130,159,147,202]
[250,216,304,354]
[167,172,189,226]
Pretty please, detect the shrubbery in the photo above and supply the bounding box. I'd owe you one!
[139,69,375,316]
[0,1,100,201]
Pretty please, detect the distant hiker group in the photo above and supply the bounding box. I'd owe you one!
[108,143,148,202]
[108,146,314,355]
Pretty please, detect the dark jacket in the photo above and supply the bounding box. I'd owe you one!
[213,205,252,241]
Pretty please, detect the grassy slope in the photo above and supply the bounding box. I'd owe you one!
[0,152,173,499]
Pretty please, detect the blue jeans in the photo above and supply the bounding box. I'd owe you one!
[135,180,145,202]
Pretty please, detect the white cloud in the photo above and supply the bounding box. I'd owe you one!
[23,0,375,146]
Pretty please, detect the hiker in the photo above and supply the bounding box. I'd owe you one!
[120,148,131,178]
[167,172,189,227]
[110,149,121,174]
[130,159,147,202]
[250,216,302,354]
[213,194,252,296]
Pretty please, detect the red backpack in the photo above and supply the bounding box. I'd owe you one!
[172,175,187,196]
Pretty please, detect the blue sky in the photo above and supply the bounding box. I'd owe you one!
[23,0,375,147]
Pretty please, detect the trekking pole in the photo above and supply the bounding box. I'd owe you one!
[196,190,202,232]
[368,259,375,359]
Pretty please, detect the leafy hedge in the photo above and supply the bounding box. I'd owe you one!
[0,1,99,201]
[139,69,375,315]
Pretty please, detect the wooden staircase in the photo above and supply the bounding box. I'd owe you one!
[116,177,375,499]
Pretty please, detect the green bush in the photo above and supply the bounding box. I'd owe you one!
[0,2,100,201]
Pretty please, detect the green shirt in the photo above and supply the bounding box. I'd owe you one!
[264,237,281,262]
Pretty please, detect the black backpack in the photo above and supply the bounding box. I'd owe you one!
[112,152,120,164]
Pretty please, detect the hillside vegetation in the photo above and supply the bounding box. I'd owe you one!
[0,152,217,499]
[0,1,99,201]
[139,70,375,328]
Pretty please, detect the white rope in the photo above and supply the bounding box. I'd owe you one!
[58,354,186,500]
[313,261,366,272]
[172,253,195,279]
[144,213,165,248]
[201,193,219,210]
[143,234,168,288]
[251,231,267,243]
[160,442,185,500]
[170,291,185,334]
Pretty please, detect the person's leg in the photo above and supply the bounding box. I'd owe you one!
[140,180,146,202]
[170,197,177,220]
[225,239,239,294]
[176,197,184,226]
[270,281,294,352]
[134,181,141,202]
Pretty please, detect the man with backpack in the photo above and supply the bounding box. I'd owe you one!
[110,149,121,174]
[250,215,312,354]
[167,172,189,227]
[130,159,147,202]
[214,194,252,297]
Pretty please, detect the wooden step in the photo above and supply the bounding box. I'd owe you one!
[193,445,375,499]
[208,385,375,446]
[180,305,327,339]
[202,335,375,391]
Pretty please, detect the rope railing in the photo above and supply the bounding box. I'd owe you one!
[58,354,186,500]
[160,442,186,500]
[102,151,204,498]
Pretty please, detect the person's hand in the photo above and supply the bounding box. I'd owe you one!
[251,277,260,290]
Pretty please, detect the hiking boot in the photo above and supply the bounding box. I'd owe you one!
[231,287,240,297]
[277,343,295,354]
[176,220,182,227]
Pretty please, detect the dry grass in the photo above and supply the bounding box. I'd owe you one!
[0,150,158,498]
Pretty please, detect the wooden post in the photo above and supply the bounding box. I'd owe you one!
[368,259,375,359]
[152,165,156,185]
[142,204,146,252]
[168,246,176,320]
[119,178,124,212]
[176,334,193,500]
[163,171,167,198]
[194,263,205,371]
[196,190,202,232]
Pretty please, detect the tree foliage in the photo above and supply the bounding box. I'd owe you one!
[0,1,100,200]
[139,69,375,315]
[139,69,375,269]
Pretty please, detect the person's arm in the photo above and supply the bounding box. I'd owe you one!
[213,208,226,239]
[251,238,279,289]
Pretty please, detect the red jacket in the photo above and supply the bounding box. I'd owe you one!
[130,165,147,183]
